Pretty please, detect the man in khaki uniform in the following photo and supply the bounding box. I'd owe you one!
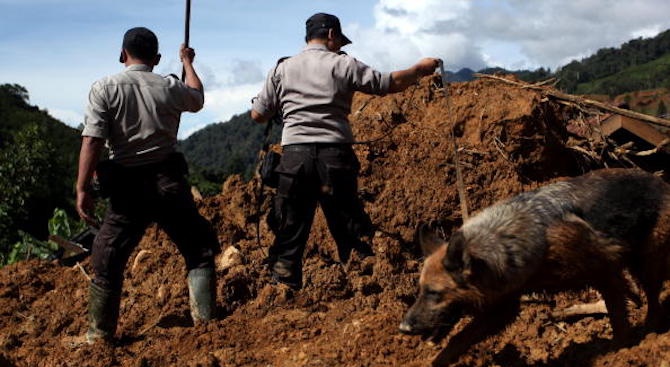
[251,13,439,290]
[76,27,219,343]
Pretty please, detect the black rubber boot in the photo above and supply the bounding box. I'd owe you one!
[270,261,302,290]
[86,282,120,344]
[187,267,217,324]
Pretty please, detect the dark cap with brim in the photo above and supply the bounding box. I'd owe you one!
[121,27,159,61]
[306,13,352,45]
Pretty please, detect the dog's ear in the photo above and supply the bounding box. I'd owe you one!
[443,231,494,287]
[417,223,446,257]
[460,254,494,288]
[443,231,466,283]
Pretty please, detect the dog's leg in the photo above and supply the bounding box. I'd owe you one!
[432,298,520,367]
[640,265,665,331]
[642,200,670,331]
[595,270,632,345]
[640,232,670,331]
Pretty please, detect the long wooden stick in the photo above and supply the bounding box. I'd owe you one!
[440,61,470,220]
[181,0,191,81]
[474,73,670,129]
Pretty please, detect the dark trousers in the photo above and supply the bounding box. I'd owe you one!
[267,144,374,288]
[91,153,219,291]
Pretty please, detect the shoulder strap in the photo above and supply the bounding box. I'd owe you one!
[263,56,290,145]
[271,56,290,80]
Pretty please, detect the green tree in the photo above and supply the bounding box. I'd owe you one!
[0,124,55,258]
[556,29,670,94]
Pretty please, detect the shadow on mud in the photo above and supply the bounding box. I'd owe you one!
[0,354,16,367]
[491,324,653,367]
[156,313,194,328]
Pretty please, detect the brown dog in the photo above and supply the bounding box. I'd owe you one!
[400,168,670,366]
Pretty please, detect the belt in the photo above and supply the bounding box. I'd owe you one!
[282,143,351,152]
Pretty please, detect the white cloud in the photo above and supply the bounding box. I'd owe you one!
[373,0,470,36]
[350,0,670,72]
[631,25,664,40]
[205,82,262,121]
[134,55,267,139]
[178,81,262,139]
[176,58,265,139]
[347,0,483,71]
[474,0,670,69]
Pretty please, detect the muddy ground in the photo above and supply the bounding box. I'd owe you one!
[1,75,669,366]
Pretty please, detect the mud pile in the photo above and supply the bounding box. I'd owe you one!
[1,76,669,367]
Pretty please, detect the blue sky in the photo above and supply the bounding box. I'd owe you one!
[2,0,670,139]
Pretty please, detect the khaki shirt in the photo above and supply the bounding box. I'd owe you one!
[82,64,203,166]
[252,44,391,145]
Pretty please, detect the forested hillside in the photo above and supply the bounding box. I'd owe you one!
[179,112,280,195]
[470,29,670,97]
[0,84,81,264]
[571,53,670,96]
[552,29,670,95]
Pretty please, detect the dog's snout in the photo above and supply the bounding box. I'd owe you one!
[398,321,415,334]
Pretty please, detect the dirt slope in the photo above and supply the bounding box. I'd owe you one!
[1,76,669,367]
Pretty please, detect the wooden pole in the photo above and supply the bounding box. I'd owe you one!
[440,60,470,220]
[181,0,191,81]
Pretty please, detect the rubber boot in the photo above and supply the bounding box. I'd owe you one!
[187,267,217,324]
[270,260,302,290]
[86,282,120,344]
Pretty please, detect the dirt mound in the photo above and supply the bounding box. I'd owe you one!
[2,76,669,367]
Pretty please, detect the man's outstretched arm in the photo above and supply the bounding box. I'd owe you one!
[389,58,441,93]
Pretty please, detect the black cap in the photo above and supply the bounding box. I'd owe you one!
[305,13,352,46]
[121,27,159,61]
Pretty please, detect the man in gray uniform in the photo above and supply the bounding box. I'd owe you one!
[251,13,439,290]
[76,27,219,344]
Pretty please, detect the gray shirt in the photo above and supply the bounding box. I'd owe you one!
[82,64,204,167]
[252,44,391,145]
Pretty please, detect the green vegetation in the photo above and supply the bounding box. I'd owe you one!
[571,54,670,97]
[547,29,670,95]
[0,125,54,253]
[2,208,86,266]
[0,84,82,266]
[3,230,59,266]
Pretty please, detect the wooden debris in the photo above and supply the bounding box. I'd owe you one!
[191,186,203,201]
[131,250,153,274]
[74,262,91,282]
[474,73,670,129]
[551,300,607,320]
